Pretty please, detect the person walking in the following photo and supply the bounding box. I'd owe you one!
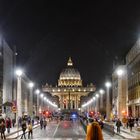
[40,118,43,129]
[136,117,139,127]
[43,119,47,130]
[21,121,27,139]
[129,118,134,132]
[12,118,16,127]
[116,119,122,133]
[28,122,33,139]
[0,121,6,139]
[6,118,11,134]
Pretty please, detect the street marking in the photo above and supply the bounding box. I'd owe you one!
[53,122,60,137]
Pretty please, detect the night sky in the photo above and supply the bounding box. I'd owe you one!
[0,1,140,88]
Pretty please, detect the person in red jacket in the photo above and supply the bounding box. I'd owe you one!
[5,118,11,134]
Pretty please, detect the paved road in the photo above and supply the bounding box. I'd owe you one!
[17,120,124,140]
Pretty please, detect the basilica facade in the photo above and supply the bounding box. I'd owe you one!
[42,57,96,110]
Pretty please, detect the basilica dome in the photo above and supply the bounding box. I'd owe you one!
[58,57,82,87]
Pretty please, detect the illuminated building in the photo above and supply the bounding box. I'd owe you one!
[42,57,96,110]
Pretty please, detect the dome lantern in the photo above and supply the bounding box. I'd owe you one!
[67,57,73,66]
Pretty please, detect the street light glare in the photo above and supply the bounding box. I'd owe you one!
[15,69,23,77]
[35,89,40,94]
[28,82,34,88]
[40,93,44,98]
[117,69,124,76]
[96,94,99,98]
[105,81,111,88]
[99,89,105,94]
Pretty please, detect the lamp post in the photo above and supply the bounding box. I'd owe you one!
[116,68,127,120]
[96,94,99,113]
[40,93,44,113]
[28,82,34,117]
[35,89,40,116]
[15,69,23,123]
[105,81,111,121]
[93,97,96,112]
[99,89,105,111]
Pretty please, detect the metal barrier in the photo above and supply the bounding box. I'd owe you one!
[103,122,114,136]
[80,118,87,133]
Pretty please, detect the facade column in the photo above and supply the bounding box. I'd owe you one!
[60,95,63,109]
[16,76,22,122]
[74,95,76,109]
[71,97,73,109]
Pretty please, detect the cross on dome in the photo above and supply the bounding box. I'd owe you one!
[67,57,73,66]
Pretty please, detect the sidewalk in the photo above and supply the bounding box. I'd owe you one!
[6,123,40,139]
[114,126,140,139]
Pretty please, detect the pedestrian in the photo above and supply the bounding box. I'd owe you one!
[6,118,11,133]
[18,117,22,127]
[40,118,43,129]
[0,121,6,139]
[122,117,127,129]
[86,121,103,140]
[32,119,34,126]
[12,118,16,127]
[136,117,139,127]
[129,118,134,132]
[116,119,122,133]
[99,120,104,129]
[28,122,33,139]
[43,119,47,130]
[21,121,27,139]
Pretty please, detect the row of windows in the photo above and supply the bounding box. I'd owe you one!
[126,41,140,64]
[128,72,140,88]
[128,86,140,100]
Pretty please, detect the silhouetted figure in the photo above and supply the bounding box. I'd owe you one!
[116,119,122,133]
[0,121,6,139]
[28,122,33,139]
[21,121,27,139]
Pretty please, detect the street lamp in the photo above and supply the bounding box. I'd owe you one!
[28,81,34,116]
[116,67,127,119]
[35,89,40,95]
[35,89,40,116]
[95,94,99,113]
[99,89,105,110]
[15,69,23,123]
[116,69,124,77]
[105,81,112,121]
[28,82,34,88]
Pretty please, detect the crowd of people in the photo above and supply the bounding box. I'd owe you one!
[0,117,14,139]
[115,116,138,133]
[0,115,49,139]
